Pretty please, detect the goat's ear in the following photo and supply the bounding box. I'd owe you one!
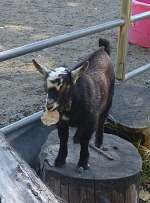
[71,61,89,84]
[32,59,50,76]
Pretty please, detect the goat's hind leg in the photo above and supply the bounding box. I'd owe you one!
[54,121,69,167]
[95,112,108,148]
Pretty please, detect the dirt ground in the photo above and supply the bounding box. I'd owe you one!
[0,0,150,128]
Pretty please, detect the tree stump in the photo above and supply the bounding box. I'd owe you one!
[37,128,142,203]
[104,83,150,150]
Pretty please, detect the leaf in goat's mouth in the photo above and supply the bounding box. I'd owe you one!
[41,107,59,126]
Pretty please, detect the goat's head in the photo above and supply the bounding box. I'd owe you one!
[32,59,89,112]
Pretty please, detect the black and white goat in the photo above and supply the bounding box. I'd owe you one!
[32,38,115,172]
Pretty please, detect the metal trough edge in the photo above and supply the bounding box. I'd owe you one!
[0,111,43,135]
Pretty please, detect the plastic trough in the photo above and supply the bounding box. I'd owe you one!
[0,111,55,169]
[129,0,150,48]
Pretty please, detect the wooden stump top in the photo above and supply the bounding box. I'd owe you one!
[109,83,150,128]
[37,128,142,180]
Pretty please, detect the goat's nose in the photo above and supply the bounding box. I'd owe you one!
[46,99,55,110]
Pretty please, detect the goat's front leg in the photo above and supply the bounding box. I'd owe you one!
[73,127,82,144]
[54,120,69,168]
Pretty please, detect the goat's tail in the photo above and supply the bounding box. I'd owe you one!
[99,38,111,56]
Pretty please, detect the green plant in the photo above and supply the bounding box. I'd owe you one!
[104,115,119,135]
[140,158,150,187]
[137,143,150,187]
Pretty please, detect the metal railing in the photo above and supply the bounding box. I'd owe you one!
[116,0,150,81]
[0,0,150,81]
[0,19,125,62]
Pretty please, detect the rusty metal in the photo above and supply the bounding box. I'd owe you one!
[116,0,132,81]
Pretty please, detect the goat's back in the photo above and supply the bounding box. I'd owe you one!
[72,43,115,126]
[75,45,114,95]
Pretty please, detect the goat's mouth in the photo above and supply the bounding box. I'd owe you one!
[41,106,60,126]
[46,102,59,112]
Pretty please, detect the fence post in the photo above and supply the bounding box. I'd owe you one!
[116,0,132,81]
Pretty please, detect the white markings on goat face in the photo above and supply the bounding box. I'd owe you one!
[46,67,69,91]
[45,67,71,111]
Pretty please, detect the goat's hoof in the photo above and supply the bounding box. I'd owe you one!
[77,167,85,173]
[77,163,90,173]
[54,157,66,168]
[95,141,101,148]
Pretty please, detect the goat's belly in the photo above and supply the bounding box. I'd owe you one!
[66,110,85,127]
[68,119,79,127]
[68,114,85,127]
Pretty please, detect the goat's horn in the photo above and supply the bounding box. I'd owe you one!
[32,59,50,76]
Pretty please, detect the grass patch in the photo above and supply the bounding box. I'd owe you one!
[140,158,150,187]
[137,144,150,187]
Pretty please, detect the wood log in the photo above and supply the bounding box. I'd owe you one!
[37,128,142,203]
[0,132,66,203]
[104,83,150,150]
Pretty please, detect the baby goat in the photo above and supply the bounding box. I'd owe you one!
[32,38,115,172]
